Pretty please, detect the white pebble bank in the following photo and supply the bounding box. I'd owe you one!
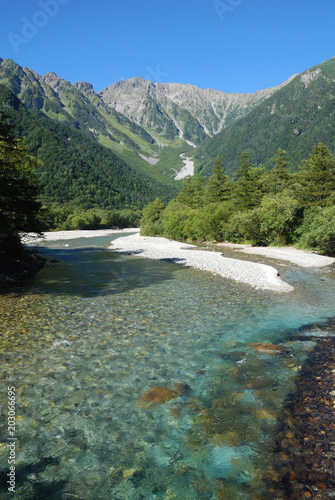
[110,234,294,293]
[21,228,140,243]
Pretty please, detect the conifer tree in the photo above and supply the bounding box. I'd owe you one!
[0,112,42,254]
[204,155,231,203]
[233,151,263,210]
[297,143,335,207]
[176,173,204,208]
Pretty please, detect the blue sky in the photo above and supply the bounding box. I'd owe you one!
[1,0,335,93]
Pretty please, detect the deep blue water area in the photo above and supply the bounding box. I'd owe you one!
[0,233,334,499]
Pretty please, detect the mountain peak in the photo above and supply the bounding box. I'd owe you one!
[100,76,153,93]
[43,71,58,80]
[43,72,70,89]
[73,81,94,93]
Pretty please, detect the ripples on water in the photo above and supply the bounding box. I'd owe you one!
[0,234,334,499]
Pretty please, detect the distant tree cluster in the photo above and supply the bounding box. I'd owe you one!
[141,144,335,255]
[41,205,141,231]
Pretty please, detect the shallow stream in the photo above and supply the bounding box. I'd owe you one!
[0,233,334,499]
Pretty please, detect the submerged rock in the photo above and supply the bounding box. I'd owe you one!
[250,342,287,354]
[140,383,190,405]
[209,444,255,482]
[243,378,276,390]
[212,430,241,446]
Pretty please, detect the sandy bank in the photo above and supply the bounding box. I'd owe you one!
[21,228,140,244]
[110,233,293,293]
[214,242,335,268]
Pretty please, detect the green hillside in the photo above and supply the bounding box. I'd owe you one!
[0,84,175,210]
[195,57,335,177]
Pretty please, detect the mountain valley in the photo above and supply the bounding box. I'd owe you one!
[1,55,335,212]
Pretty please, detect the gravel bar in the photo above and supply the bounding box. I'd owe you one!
[215,242,335,268]
[110,233,294,293]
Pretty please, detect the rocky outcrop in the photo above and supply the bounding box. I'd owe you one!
[72,81,94,94]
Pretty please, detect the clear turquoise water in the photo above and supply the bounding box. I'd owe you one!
[0,234,334,499]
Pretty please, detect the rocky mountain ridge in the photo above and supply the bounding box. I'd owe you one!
[98,75,297,140]
[1,55,334,186]
[0,56,297,149]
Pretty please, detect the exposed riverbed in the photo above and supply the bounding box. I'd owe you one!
[174,153,195,180]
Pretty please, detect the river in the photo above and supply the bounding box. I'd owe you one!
[0,232,334,499]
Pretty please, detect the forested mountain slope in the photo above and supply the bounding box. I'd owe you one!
[0,84,175,210]
[0,57,296,182]
[195,57,335,176]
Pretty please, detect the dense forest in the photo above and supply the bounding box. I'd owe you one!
[141,145,335,255]
[0,108,144,259]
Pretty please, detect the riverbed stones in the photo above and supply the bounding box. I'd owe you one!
[266,337,335,498]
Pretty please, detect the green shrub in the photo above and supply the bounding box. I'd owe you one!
[258,193,300,245]
[298,206,335,255]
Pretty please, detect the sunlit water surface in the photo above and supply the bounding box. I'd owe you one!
[0,234,334,499]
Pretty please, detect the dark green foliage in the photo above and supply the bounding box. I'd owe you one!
[159,201,196,241]
[255,193,300,245]
[42,205,141,231]
[140,198,165,236]
[296,143,335,207]
[190,201,235,241]
[231,152,264,210]
[176,174,204,208]
[298,206,335,255]
[0,112,42,255]
[203,156,231,204]
[262,149,293,195]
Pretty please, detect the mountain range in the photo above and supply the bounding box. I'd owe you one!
[0,55,334,210]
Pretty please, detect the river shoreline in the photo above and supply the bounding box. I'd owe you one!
[21,228,140,243]
[211,241,335,268]
[6,229,335,495]
[22,229,335,292]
